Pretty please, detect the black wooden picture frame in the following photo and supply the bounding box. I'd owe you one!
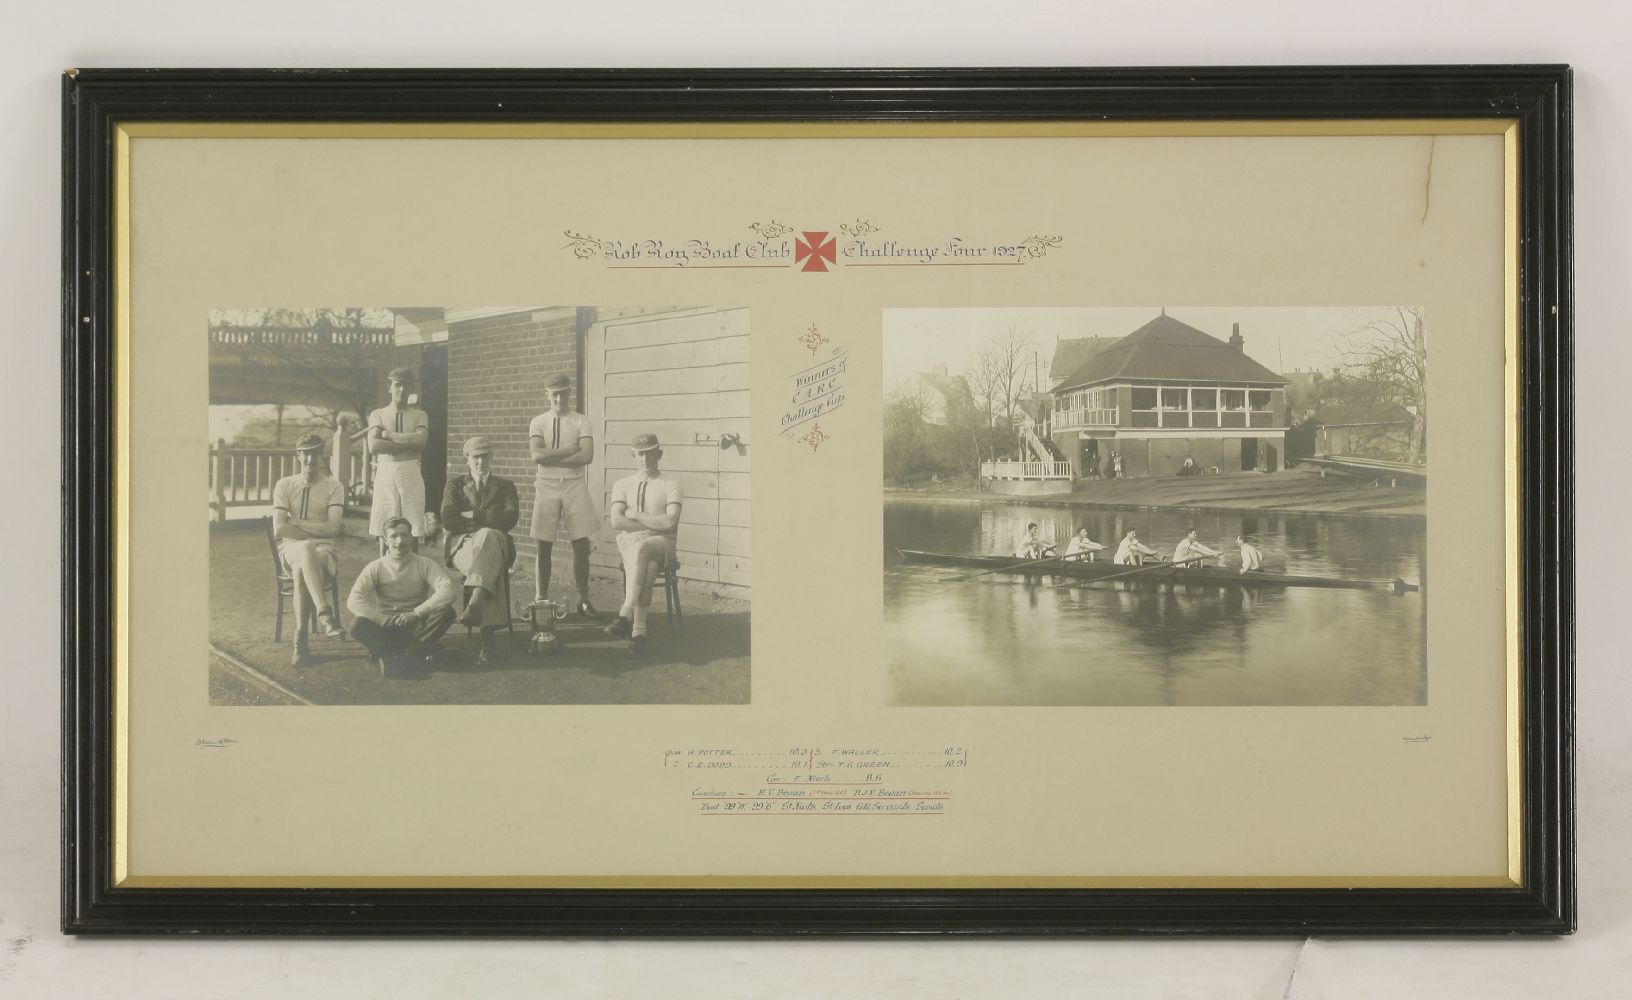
[62,67,1574,935]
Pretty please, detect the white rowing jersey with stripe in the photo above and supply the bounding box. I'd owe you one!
[271,472,346,524]
[609,472,683,538]
[366,405,429,465]
[528,409,593,481]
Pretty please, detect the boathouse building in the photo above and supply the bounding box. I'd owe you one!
[1049,314,1290,478]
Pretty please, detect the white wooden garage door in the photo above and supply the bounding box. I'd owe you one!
[584,307,751,595]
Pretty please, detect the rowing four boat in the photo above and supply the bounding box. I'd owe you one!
[896,549,1419,594]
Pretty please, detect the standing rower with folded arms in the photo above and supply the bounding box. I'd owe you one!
[366,366,429,553]
[528,372,599,616]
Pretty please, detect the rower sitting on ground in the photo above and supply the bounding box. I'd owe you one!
[1236,534,1264,575]
[1013,522,1057,560]
[1172,529,1221,567]
[347,516,458,678]
[1114,530,1159,566]
[1063,528,1106,562]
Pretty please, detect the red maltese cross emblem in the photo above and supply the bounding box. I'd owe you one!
[794,231,837,273]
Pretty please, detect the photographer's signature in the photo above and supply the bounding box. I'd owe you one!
[195,737,238,750]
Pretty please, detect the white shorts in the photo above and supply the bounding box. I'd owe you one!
[530,476,600,541]
[616,530,677,569]
[279,539,338,575]
[369,461,426,537]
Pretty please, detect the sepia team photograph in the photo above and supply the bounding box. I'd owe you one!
[883,306,1428,707]
[207,306,751,705]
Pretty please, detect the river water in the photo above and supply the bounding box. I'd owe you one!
[883,499,1426,706]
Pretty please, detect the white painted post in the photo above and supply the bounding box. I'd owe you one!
[212,439,227,525]
[331,416,350,485]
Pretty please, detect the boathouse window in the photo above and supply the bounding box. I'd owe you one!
[1160,388,1190,427]
[1191,388,1219,428]
[1249,389,1274,426]
[1221,389,1246,410]
[1131,386,1159,427]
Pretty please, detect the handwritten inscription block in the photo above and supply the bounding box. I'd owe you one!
[668,745,966,816]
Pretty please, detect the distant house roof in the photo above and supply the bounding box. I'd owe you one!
[1313,401,1415,426]
[917,370,974,405]
[1048,337,1119,381]
[1054,315,1290,391]
[1016,391,1049,424]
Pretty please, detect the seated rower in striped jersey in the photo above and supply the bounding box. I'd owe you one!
[604,433,684,657]
[271,432,347,668]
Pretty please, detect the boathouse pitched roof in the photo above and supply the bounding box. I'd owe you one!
[1054,315,1290,392]
[1048,336,1119,382]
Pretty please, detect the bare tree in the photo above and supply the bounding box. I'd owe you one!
[1332,307,1428,464]
[968,323,1035,441]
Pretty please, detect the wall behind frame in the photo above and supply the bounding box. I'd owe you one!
[6,3,1622,999]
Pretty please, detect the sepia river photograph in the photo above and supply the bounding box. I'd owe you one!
[882,306,1429,707]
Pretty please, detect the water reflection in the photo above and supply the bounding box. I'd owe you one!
[884,500,1426,706]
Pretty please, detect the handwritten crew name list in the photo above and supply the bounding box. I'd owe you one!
[665,745,969,816]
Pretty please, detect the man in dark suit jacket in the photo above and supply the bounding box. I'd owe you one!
[441,435,521,658]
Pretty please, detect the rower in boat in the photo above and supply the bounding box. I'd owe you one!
[1014,522,1057,561]
[1172,529,1221,568]
[1064,528,1106,562]
[1236,535,1264,575]
[1113,530,1159,566]
[901,548,1417,595]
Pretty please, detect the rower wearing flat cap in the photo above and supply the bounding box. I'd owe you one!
[528,371,599,617]
[440,434,521,661]
[604,432,683,656]
[366,365,430,552]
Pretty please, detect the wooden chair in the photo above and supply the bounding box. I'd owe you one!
[621,557,682,632]
[265,517,342,643]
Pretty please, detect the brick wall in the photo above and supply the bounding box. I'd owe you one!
[445,307,581,572]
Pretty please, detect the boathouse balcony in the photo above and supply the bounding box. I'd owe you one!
[1053,382,1285,432]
